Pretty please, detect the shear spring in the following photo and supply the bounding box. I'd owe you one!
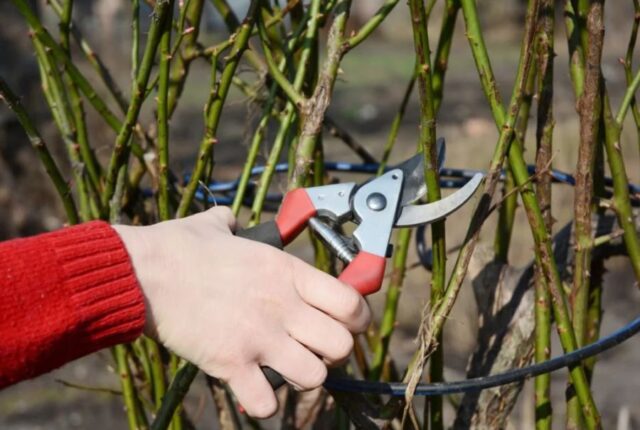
[308,217,355,263]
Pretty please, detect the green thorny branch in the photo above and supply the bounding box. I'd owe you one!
[565,0,640,285]
[401,1,602,429]
[368,2,459,396]
[176,0,259,218]
[31,32,93,221]
[102,0,174,213]
[273,0,403,189]
[465,0,603,427]
[563,0,640,425]
[403,0,445,428]
[12,0,173,218]
[567,2,604,429]
[0,77,79,224]
[45,0,157,174]
[246,0,322,226]
[533,0,554,428]
[287,0,352,189]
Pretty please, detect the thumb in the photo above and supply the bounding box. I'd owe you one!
[203,206,237,232]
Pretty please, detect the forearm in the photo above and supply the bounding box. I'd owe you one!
[0,221,145,388]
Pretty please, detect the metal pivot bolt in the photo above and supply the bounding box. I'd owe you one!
[366,193,387,211]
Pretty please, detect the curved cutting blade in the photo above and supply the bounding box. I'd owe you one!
[394,173,483,227]
[396,137,446,206]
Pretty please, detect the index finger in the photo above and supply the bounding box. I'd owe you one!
[289,256,371,333]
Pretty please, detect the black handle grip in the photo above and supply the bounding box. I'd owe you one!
[261,366,286,390]
[236,221,286,390]
[235,220,283,250]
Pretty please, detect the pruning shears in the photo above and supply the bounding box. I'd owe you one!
[236,138,483,388]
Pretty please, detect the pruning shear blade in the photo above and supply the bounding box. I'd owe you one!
[395,137,446,206]
[394,173,483,227]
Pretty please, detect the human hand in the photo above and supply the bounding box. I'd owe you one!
[113,207,371,417]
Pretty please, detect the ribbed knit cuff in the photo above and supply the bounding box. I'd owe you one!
[44,221,146,349]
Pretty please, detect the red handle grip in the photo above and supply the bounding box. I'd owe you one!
[276,188,386,295]
[338,252,386,296]
[275,188,317,245]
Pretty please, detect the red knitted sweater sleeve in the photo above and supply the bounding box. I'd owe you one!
[0,221,146,388]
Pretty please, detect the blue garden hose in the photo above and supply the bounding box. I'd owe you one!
[324,315,640,396]
[189,162,640,206]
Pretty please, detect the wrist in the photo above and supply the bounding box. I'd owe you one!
[112,224,160,337]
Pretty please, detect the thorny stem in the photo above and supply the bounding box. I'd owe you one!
[102,0,174,209]
[369,66,417,382]
[324,116,378,164]
[11,0,123,131]
[405,1,602,428]
[622,0,640,154]
[151,362,198,430]
[494,68,535,263]
[176,0,258,217]
[513,126,601,430]
[404,0,505,373]
[46,0,154,165]
[432,0,460,112]
[32,37,91,221]
[230,84,280,216]
[616,67,640,126]
[48,0,129,111]
[248,0,321,224]
[115,344,149,430]
[602,98,640,281]
[567,2,604,428]
[131,0,140,84]
[59,0,103,202]
[566,0,640,284]
[0,77,79,224]
[478,0,602,426]
[147,9,173,428]
[370,0,459,393]
[564,2,585,100]
[534,1,554,428]
[157,4,173,222]
[289,0,352,189]
[258,16,305,108]
[167,0,205,116]
[343,0,400,51]
[378,73,416,173]
[406,0,445,428]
